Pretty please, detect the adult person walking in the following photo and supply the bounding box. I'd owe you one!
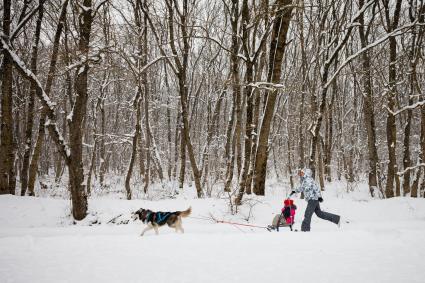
[290,168,341,232]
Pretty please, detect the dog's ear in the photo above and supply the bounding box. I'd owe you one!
[133,208,145,220]
[131,209,141,220]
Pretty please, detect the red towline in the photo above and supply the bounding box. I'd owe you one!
[214,219,269,229]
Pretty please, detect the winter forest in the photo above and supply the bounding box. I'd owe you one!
[1,0,425,282]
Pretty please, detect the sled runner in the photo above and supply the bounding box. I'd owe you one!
[267,199,297,232]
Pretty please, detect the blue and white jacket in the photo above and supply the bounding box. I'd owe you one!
[294,169,322,201]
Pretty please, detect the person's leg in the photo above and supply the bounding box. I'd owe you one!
[301,200,318,231]
[314,203,340,225]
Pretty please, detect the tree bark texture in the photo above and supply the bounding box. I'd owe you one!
[0,0,16,195]
[252,0,294,195]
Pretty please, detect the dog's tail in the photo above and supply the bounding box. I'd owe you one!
[179,206,192,218]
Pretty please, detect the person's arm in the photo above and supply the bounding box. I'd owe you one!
[290,180,305,196]
[313,181,323,202]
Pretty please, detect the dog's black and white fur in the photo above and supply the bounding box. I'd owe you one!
[132,207,191,236]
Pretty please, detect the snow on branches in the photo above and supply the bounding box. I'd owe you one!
[0,33,71,161]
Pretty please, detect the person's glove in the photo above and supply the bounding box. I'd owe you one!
[318,197,323,203]
[289,191,296,197]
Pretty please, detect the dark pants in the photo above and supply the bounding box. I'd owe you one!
[301,200,340,232]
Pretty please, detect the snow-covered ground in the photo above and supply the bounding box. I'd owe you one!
[1,181,424,283]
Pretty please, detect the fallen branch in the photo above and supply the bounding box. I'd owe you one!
[107,214,130,225]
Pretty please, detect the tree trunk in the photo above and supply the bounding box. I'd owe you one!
[179,75,203,197]
[165,64,173,180]
[86,100,100,196]
[142,13,151,193]
[308,1,361,179]
[298,0,306,169]
[309,66,331,179]
[125,89,142,199]
[420,88,425,197]
[223,97,236,193]
[411,168,420,198]
[318,142,325,190]
[21,2,44,196]
[324,81,336,182]
[358,0,379,197]
[224,0,241,193]
[176,112,183,185]
[0,21,81,220]
[418,3,425,197]
[201,88,226,192]
[403,3,422,196]
[0,0,16,195]
[236,63,254,204]
[252,0,293,195]
[99,98,106,187]
[402,96,413,196]
[348,87,358,183]
[287,136,294,190]
[27,0,69,196]
[86,135,97,197]
[383,0,402,199]
[246,40,268,195]
[165,0,203,197]
[67,0,95,219]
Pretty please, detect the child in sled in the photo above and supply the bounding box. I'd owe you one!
[271,199,297,231]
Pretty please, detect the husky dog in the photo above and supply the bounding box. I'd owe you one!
[132,207,191,236]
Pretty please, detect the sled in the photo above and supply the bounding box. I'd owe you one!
[267,213,293,232]
[267,198,297,232]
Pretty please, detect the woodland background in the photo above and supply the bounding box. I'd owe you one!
[0,0,424,220]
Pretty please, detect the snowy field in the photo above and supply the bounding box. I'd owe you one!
[1,181,425,283]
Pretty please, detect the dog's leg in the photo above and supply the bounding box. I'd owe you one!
[168,221,178,233]
[176,218,185,234]
[141,223,153,236]
[153,224,159,235]
[173,224,180,233]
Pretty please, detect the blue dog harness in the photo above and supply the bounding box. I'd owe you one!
[155,212,171,225]
[144,211,172,225]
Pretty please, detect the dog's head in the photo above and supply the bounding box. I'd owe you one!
[131,208,150,222]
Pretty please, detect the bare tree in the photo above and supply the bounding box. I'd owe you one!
[0,0,16,195]
[252,0,294,195]
[20,1,44,196]
[27,0,69,197]
[358,0,380,197]
[382,0,403,198]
